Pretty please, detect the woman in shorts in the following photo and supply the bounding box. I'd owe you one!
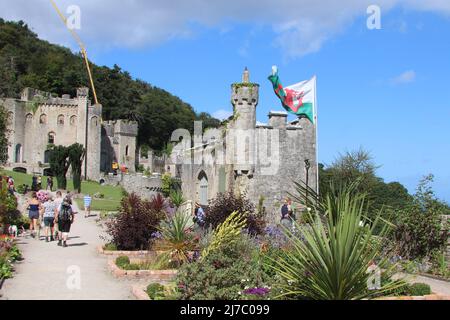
[41,196,56,242]
[26,192,42,238]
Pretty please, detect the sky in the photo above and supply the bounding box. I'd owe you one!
[1,0,449,201]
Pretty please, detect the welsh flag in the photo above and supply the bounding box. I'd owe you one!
[268,66,316,124]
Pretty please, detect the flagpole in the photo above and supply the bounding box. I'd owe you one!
[314,75,319,196]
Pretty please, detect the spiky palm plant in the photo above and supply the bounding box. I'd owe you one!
[158,211,196,266]
[268,182,406,300]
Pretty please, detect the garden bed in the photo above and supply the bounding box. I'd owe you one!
[108,257,177,281]
[376,294,450,300]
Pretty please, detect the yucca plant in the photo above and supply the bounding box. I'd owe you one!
[169,190,185,208]
[268,182,406,300]
[157,211,197,266]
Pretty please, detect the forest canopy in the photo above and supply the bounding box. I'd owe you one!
[0,19,221,151]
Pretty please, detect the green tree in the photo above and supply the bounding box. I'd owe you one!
[48,145,70,190]
[68,143,85,193]
[394,174,449,259]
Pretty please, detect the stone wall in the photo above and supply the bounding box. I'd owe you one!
[103,173,162,200]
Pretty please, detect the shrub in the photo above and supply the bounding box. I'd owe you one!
[268,181,405,300]
[104,193,166,250]
[169,190,185,208]
[393,175,449,260]
[157,211,198,266]
[408,283,431,296]
[0,183,21,233]
[147,283,165,300]
[115,256,130,269]
[176,235,272,300]
[206,192,265,236]
[126,263,140,270]
[104,243,117,251]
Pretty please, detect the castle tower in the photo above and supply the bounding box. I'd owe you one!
[229,68,259,196]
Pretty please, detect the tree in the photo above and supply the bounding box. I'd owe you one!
[394,175,449,259]
[48,146,70,190]
[0,104,8,164]
[68,143,85,193]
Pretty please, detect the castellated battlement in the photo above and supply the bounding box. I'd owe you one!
[103,120,138,137]
[19,87,91,108]
[231,84,259,106]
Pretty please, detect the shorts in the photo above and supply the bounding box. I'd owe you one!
[58,220,72,233]
[29,210,39,220]
[44,217,55,227]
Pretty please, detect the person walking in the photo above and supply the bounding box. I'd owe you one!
[83,194,92,218]
[37,175,42,190]
[53,191,63,241]
[280,197,294,229]
[47,176,53,191]
[193,202,206,228]
[41,195,56,242]
[25,192,42,238]
[31,175,37,192]
[56,196,76,247]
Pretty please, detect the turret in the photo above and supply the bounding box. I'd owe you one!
[231,68,259,130]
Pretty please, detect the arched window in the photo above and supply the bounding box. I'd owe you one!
[48,132,55,144]
[26,113,33,122]
[39,114,47,124]
[44,150,51,164]
[57,114,65,125]
[14,144,22,163]
[91,116,98,126]
[197,171,209,205]
[70,115,77,125]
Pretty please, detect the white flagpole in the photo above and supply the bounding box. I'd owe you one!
[314,75,319,195]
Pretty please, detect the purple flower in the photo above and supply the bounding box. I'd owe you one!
[151,231,162,239]
[243,287,270,296]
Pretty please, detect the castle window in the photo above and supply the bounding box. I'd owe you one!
[48,132,55,144]
[57,114,65,125]
[70,115,77,125]
[39,114,47,124]
[91,116,98,126]
[26,113,33,122]
[125,145,129,156]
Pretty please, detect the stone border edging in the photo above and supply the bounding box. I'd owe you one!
[108,259,177,281]
[97,245,164,257]
[132,284,150,300]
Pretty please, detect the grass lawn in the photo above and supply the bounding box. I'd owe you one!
[1,169,123,212]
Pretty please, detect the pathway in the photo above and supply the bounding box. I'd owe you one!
[0,199,134,300]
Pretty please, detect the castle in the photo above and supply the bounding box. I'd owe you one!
[2,87,138,180]
[168,68,317,218]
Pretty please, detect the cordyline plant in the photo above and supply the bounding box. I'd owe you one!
[268,181,406,300]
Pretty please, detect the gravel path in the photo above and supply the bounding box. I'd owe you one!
[0,197,134,300]
[399,273,450,295]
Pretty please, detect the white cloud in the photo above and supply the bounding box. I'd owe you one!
[391,70,416,84]
[1,0,450,58]
[212,109,232,120]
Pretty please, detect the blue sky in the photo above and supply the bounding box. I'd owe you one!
[1,1,449,201]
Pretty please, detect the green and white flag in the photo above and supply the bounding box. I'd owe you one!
[268,66,316,124]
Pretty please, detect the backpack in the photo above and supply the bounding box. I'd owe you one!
[281,204,289,219]
[59,204,73,222]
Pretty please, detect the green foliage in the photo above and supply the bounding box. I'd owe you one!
[269,181,404,300]
[48,145,70,190]
[0,240,21,279]
[394,175,449,260]
[0,19,220,151]
[0,104,8,164]
[201,211,246,260]
[146,283,166,300]
[157,211,197,266]
[67,143,85,193]
[115,256,130,269]
[0,182,21,232]
[176,236,271,300]
[408,283,431,296]
[103,243,117,251]
[169,190,185,207]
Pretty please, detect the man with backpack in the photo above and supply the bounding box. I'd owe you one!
[56,196,76,247]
